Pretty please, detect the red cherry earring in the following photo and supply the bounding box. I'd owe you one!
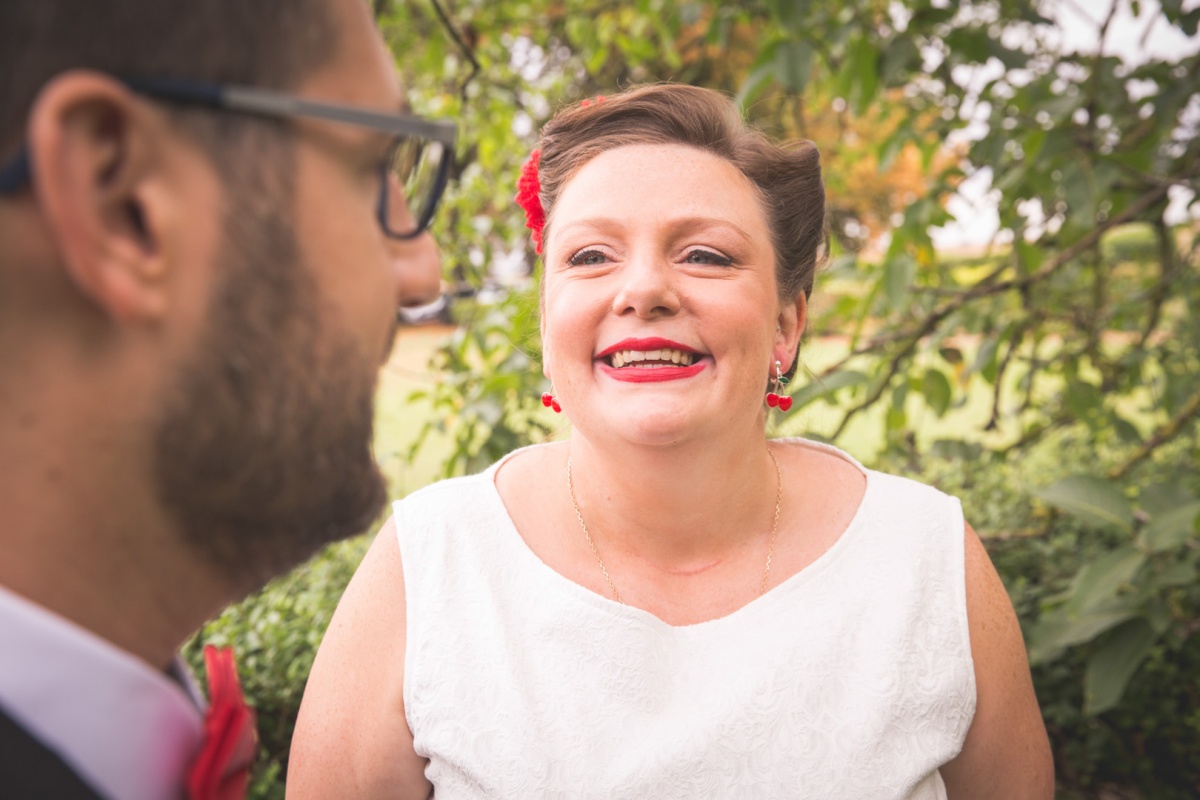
[541,389,562,413]
[765,361,792,412]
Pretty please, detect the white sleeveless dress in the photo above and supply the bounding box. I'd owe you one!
[394,438,976,799]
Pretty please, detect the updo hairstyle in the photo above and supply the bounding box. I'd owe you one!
[535,84,827,301]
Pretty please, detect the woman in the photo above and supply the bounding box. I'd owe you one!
[289,84,1053,799]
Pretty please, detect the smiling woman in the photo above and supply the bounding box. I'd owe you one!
[288,84,1054,800]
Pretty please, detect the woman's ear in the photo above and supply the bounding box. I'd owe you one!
[27,71,172,322]
[539,299,551,381]
[774,291,807,367]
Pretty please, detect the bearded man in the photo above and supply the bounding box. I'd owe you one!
[0,0,450,796]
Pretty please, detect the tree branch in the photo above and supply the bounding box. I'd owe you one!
[1108,386,1200,480]
[430,0,481,102]
[821,181,1175,440]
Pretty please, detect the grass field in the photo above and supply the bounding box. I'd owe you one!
[373,324,462,498]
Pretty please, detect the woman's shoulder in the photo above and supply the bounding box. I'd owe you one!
[772,436,868,507]
[773,436,961,543]
[393,441,564,529]
[491,440,568,499]
[776,437,958,499]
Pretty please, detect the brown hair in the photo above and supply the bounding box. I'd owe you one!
[535,83,827,300]
[0,0,337,176]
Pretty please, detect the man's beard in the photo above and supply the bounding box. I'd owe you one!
[153,184,390,594]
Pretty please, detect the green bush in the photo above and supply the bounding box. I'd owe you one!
[183,534,371,798]
[900,432,1200,798]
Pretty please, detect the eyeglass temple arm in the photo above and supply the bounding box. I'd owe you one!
[0,79,213,194]
[0,77,457,194]
[120,77,456,145]
[0,149,30,193]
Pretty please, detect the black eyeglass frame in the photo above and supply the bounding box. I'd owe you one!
[0,76,457,240]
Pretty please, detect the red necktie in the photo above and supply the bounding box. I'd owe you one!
[186,645,258,800]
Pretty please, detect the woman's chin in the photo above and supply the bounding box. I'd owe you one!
[583,399,711,448]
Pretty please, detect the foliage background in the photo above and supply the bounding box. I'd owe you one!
[187,0,1200,796]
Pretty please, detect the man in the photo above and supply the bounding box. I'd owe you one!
[0,0,449,796]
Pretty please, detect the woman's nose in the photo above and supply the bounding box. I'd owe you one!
[611,253,681,318]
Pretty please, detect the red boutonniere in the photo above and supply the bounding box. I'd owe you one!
[187,645,258,800]
[515,148,545,254]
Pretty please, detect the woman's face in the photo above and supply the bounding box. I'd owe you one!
[541,142,804,448]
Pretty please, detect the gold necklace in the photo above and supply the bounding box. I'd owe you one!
[565,447,783,604]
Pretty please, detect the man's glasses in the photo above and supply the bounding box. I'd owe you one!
[0,76,457,239]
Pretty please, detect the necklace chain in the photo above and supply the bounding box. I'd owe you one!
[565,447,783,605]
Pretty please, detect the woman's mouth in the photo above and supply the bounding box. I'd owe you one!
[595,339,709,382]
[606,348,696,368]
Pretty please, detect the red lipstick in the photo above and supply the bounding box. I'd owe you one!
[596,337,709,383]
[600,362,708,382]
[595,337,702,359]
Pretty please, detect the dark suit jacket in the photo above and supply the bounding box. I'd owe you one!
[0,704,109,799]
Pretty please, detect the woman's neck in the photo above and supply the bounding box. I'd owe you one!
[563,429,783,570]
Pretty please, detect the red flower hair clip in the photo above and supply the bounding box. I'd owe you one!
[515,149,545,254]
[515,98,606,255]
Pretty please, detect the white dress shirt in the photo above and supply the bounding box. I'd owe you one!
[0,583,204,800]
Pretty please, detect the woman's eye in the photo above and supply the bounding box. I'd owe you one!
[683,249,733,267]
[567,249,609,267]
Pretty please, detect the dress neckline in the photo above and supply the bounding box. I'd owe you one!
[483,437,874,631]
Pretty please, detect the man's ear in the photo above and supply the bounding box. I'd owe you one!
[27,71,173,321]
[774,290,807,368]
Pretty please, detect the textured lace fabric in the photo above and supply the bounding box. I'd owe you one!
[395,439,976,799]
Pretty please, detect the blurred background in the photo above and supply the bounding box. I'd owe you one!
[189,1,1200,796]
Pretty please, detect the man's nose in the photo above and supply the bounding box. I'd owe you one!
[392,228,442,309]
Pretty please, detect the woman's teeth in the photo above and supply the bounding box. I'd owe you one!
[610,349,695,368]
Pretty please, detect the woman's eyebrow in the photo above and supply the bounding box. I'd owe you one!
[553,216,755,241]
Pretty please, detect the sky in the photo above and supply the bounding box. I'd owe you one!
[930,0,1200,250]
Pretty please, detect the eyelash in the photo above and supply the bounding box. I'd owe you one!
[566,248,609,267]
[683,248,734,267]
[566,248,734,268]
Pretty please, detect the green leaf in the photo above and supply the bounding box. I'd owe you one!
[737,46,779,107]
[1139,482,1196,516]
[1061,167,1097,223]
[882,254,916,312]
[788,370,869,410]
[1036,475,1135,532]
[1028,602,1138,664]
[881,37,919,84]
[1065,545,1145,616]
[1111,414,1142,445]
[1015,239,1044,274]
[1084,618,1157,714]
[1065,380,1103,419]
[1140,501,1200,552]
[968,333,999,380]
[939,347,964,366]
[922,368,953,416]
[1156,557,1199,588]
[847,34,879,112]
[930,439,982,461]
[766,0,809,32]
[774,39,814,92]
[878,127,902,170]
